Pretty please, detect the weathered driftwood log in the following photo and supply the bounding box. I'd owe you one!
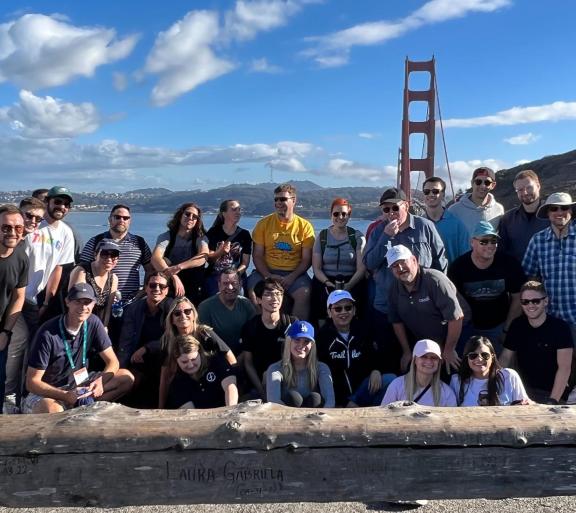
[1,401,576,507]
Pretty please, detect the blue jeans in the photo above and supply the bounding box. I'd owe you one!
[349,373,396,406]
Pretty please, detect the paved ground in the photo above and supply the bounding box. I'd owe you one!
[3,497,576,513]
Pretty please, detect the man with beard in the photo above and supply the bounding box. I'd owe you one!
[499,170,549,263]
[0,205,28,413]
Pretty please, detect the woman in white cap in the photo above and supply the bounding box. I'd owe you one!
[266,321,335,407]
[381,339,456,406]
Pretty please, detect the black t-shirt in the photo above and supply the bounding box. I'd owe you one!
[504,315,573,391]
[206,225,252,274]
[239,315,294,378]
[0,245,28,326]
[166,353,235,409]
[448,251,525,329]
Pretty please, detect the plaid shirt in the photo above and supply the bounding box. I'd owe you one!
[523,222,576,324]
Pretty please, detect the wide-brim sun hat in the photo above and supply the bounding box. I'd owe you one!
[536,192,576,219]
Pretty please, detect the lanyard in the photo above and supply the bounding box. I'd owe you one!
[59,316,88,371]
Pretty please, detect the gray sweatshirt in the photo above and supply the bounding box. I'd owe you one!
[448,193,504,238]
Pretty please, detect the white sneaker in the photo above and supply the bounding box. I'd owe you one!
[3,394,20,414]
[567,388,576,405]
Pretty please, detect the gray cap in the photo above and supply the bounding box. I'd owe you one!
[95,239,121,255]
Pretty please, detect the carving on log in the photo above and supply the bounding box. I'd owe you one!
[1,401,576,507]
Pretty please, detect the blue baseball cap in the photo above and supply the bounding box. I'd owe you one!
[472,221,500,239]
[286,321,315,342]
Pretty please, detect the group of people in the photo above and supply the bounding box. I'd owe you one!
[0,166,574,414]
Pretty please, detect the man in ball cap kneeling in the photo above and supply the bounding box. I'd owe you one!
[22,283,134,413]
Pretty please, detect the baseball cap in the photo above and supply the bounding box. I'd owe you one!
[379,187,407,205]
[413,339,442,359]
[286,321,315,342]
[472,221,500,239]
[472,167,496,181]
[327,290,355,308]
[67,283,96,302]
[95,239,121,255]
[47,186,74,202]
[386,244,413,267]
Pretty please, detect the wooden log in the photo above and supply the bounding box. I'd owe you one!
[1,401,576,507]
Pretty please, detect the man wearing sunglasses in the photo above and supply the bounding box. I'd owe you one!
[523,192,576,343]
[448,167,504,238]
[0,205,28,414]
[500,281,573,404]
[449,221,525,354]
[422,176,470,264]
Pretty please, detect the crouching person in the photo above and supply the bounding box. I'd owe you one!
[22,283,134,413]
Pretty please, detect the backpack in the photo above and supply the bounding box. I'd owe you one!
[319,226,357,255]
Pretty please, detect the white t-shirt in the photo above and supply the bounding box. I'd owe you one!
[381,375,457,407]
[25,221,75,303]
[450,368,529,406]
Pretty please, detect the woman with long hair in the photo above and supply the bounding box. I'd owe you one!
[158,297,237,408]
[164,334,238,409]
[312,198,366,322]
[266,321,335,407]
[68,239,119,328]
[151,202,209,305]
[450,336,531,406]
[381,339,456,406]
[205,199,252,296]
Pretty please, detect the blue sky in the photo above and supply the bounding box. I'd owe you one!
[0,0,574,193]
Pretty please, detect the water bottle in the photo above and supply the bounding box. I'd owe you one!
[111,290,123,318]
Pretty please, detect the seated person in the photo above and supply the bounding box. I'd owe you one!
[316,290,394,406]
[22,283,134,414]
[266,321,335,408]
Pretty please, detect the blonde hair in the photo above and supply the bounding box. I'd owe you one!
[403,355,443,406]
[281,335,319,390]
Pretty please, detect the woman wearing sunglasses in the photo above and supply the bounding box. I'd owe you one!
[266,321,335,408]
[68,239,119,328]
[158,297,236,408]
[312,198,366,322]
[205,200,252,297]
[450,336,530,406]
[152,202,209,305]
[164,334,238,409]
[381,339,456,407]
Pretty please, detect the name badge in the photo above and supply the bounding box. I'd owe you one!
[73,367,90,386]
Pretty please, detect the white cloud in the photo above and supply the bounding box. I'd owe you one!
[268,157,307,172]
[504,132,540,145]
[302,0,511,67]
[0,90,100,138]
[358,132,380,139]
[0,13,138,89]
[249,58,283,73]
[321,158,396,182]
[444,101,576,127]
[433,158,509,195]
[112,72,128,91]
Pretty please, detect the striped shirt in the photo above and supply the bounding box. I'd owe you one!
[523,222,576,324]
[80,231,152,301]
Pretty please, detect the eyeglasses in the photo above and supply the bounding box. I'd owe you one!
[520,297,546,306]
[183,211,199,220]
[173,308,193,318]
[331,305,354,313]
[474,179,494,187]
[548,206,571,212]
[467,351,491,361]
[262,290,283,299]
[1,224,24,235]
[148,282,169,290]
[274,197,294,203]
[52,198,71,208]
[99,251,119,260]
[332,212,349,218]
[112,214,131,221]
[423,189,442,196]
[476,238,498,246]
[382,205,400,213]
[24,212,43,223]
[515,185,535,194]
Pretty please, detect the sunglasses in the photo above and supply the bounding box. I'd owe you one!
[476,238,498,246]
[99,250,119,259]
[423,189,442,196]
[112,214,131,221]
[382,205,400,213]
[173,308,193,318]
[331,304,354,313]
[520,297,546,306]
[474,179,494,187]
[52,198,71,207]
[183,211,199,220]
[228,206,242,213]
[274,197,294,203]
[1,224,24,235]
[548,206,571,212]
[467,351,491,361]
[332,212,349,218]
[24,212,43,223]
[148,282,169,290]
[262,290,283,299]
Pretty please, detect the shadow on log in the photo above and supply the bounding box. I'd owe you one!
[1,401,576,507]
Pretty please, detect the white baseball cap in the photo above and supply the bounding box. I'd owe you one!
[413,339,442,359]
[386,244,413,267]
[327,289,355,308]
